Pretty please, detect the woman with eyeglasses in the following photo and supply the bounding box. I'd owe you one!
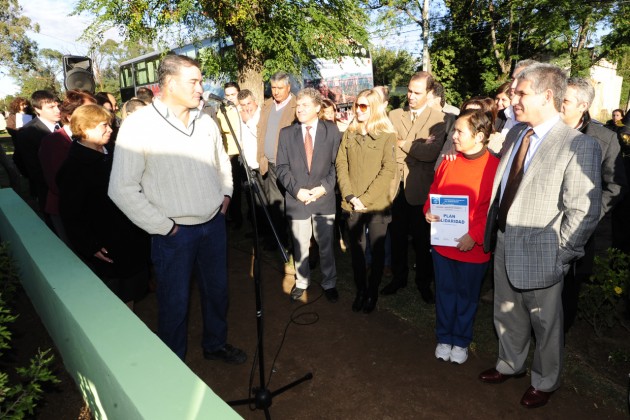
[57,104,149,309]
[336,89,397,314]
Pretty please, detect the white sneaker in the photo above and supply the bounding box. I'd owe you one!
[450,346,468,364]
[435,343,452,361]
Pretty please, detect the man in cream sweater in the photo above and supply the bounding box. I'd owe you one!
[109,54,246,363]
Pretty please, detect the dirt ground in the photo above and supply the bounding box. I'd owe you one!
[12,226,627,420]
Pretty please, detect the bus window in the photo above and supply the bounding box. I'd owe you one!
[136,61,148,85]
[147,59,158,83]
[119,65,133,89]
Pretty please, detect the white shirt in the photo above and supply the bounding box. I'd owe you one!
[501,106,516,135]
[240,107,261,169]
[37,116,58,133]
[301,119,319,148]
[500,114,561,200]
[16,112,32,129]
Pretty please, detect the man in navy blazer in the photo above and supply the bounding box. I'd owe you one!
[276,88,341,302]
[14,90,61,215]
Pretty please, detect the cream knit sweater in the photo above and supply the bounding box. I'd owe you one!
[108,100,233,235]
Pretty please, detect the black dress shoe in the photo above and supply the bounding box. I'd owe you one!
[420,287,435,304]
[478,367,526,384]
[520,386,554,408]
[363,297,377,313]
[203,344,247,365]
[290,286,306,301]
[324,287,339,303]
[380,280,407,296]
[352,292,365,312]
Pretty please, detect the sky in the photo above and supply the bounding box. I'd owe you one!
[0,0,423,98]
[0,0,120,97]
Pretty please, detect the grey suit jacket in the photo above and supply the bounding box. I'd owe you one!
[276,120,341,220]
[484,120,602,289]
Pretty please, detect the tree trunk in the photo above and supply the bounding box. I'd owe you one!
[488,2,511,76]
[422,0,430,72]
[232,35,265,104]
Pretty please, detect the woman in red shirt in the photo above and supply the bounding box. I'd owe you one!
[424,109,499,364]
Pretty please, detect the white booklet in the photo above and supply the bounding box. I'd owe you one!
[429,194,469,247]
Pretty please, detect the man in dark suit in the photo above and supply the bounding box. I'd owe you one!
[560,77,627,332]
[276,88,341,302]
[14,90,61,215]
[480,64,601,408]
[382,72,447,302]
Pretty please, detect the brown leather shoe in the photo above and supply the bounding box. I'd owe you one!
[520,386,553,408]
[478,368,526,384]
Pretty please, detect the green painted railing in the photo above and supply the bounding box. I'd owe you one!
[0,189,240,419]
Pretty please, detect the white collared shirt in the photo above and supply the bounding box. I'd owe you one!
[37,117,58,133]
[301,119,318,148]
[240,107,261,170]
[501,106,516,135]
[500,114,561,199]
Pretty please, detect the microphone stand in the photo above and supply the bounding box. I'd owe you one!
[215,100,312,419]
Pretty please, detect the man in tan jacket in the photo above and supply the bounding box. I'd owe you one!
[217,82,244,229]
[256,72,297,249]
[383,72,447,303]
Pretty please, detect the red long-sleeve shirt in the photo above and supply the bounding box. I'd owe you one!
[423,149,499,263]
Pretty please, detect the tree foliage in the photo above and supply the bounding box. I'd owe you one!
[375,0,630,100]
[73,0,371,99]
[0,0,39,74]
[371,47,419,91]
[11,49,63,98]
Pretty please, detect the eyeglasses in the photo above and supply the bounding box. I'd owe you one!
[356,103,369,112]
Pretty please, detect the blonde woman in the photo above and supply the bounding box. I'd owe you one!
[336,89,397,313]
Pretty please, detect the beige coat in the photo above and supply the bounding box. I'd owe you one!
[389,106,446,205]
[256,95,297,175]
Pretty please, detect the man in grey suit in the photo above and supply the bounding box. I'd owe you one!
[479,64,602,408]
[276,88,341,302]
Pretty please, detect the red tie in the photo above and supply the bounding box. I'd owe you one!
[305,126,313,171]
[497,128,534,232]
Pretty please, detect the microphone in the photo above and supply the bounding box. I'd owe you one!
[202,91,234,107]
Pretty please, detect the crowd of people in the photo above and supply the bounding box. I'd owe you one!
[3,53,629,410]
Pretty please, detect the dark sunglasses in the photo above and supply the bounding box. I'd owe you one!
[356,103,369,112]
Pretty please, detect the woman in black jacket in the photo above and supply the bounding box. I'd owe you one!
[57,104,149,308]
